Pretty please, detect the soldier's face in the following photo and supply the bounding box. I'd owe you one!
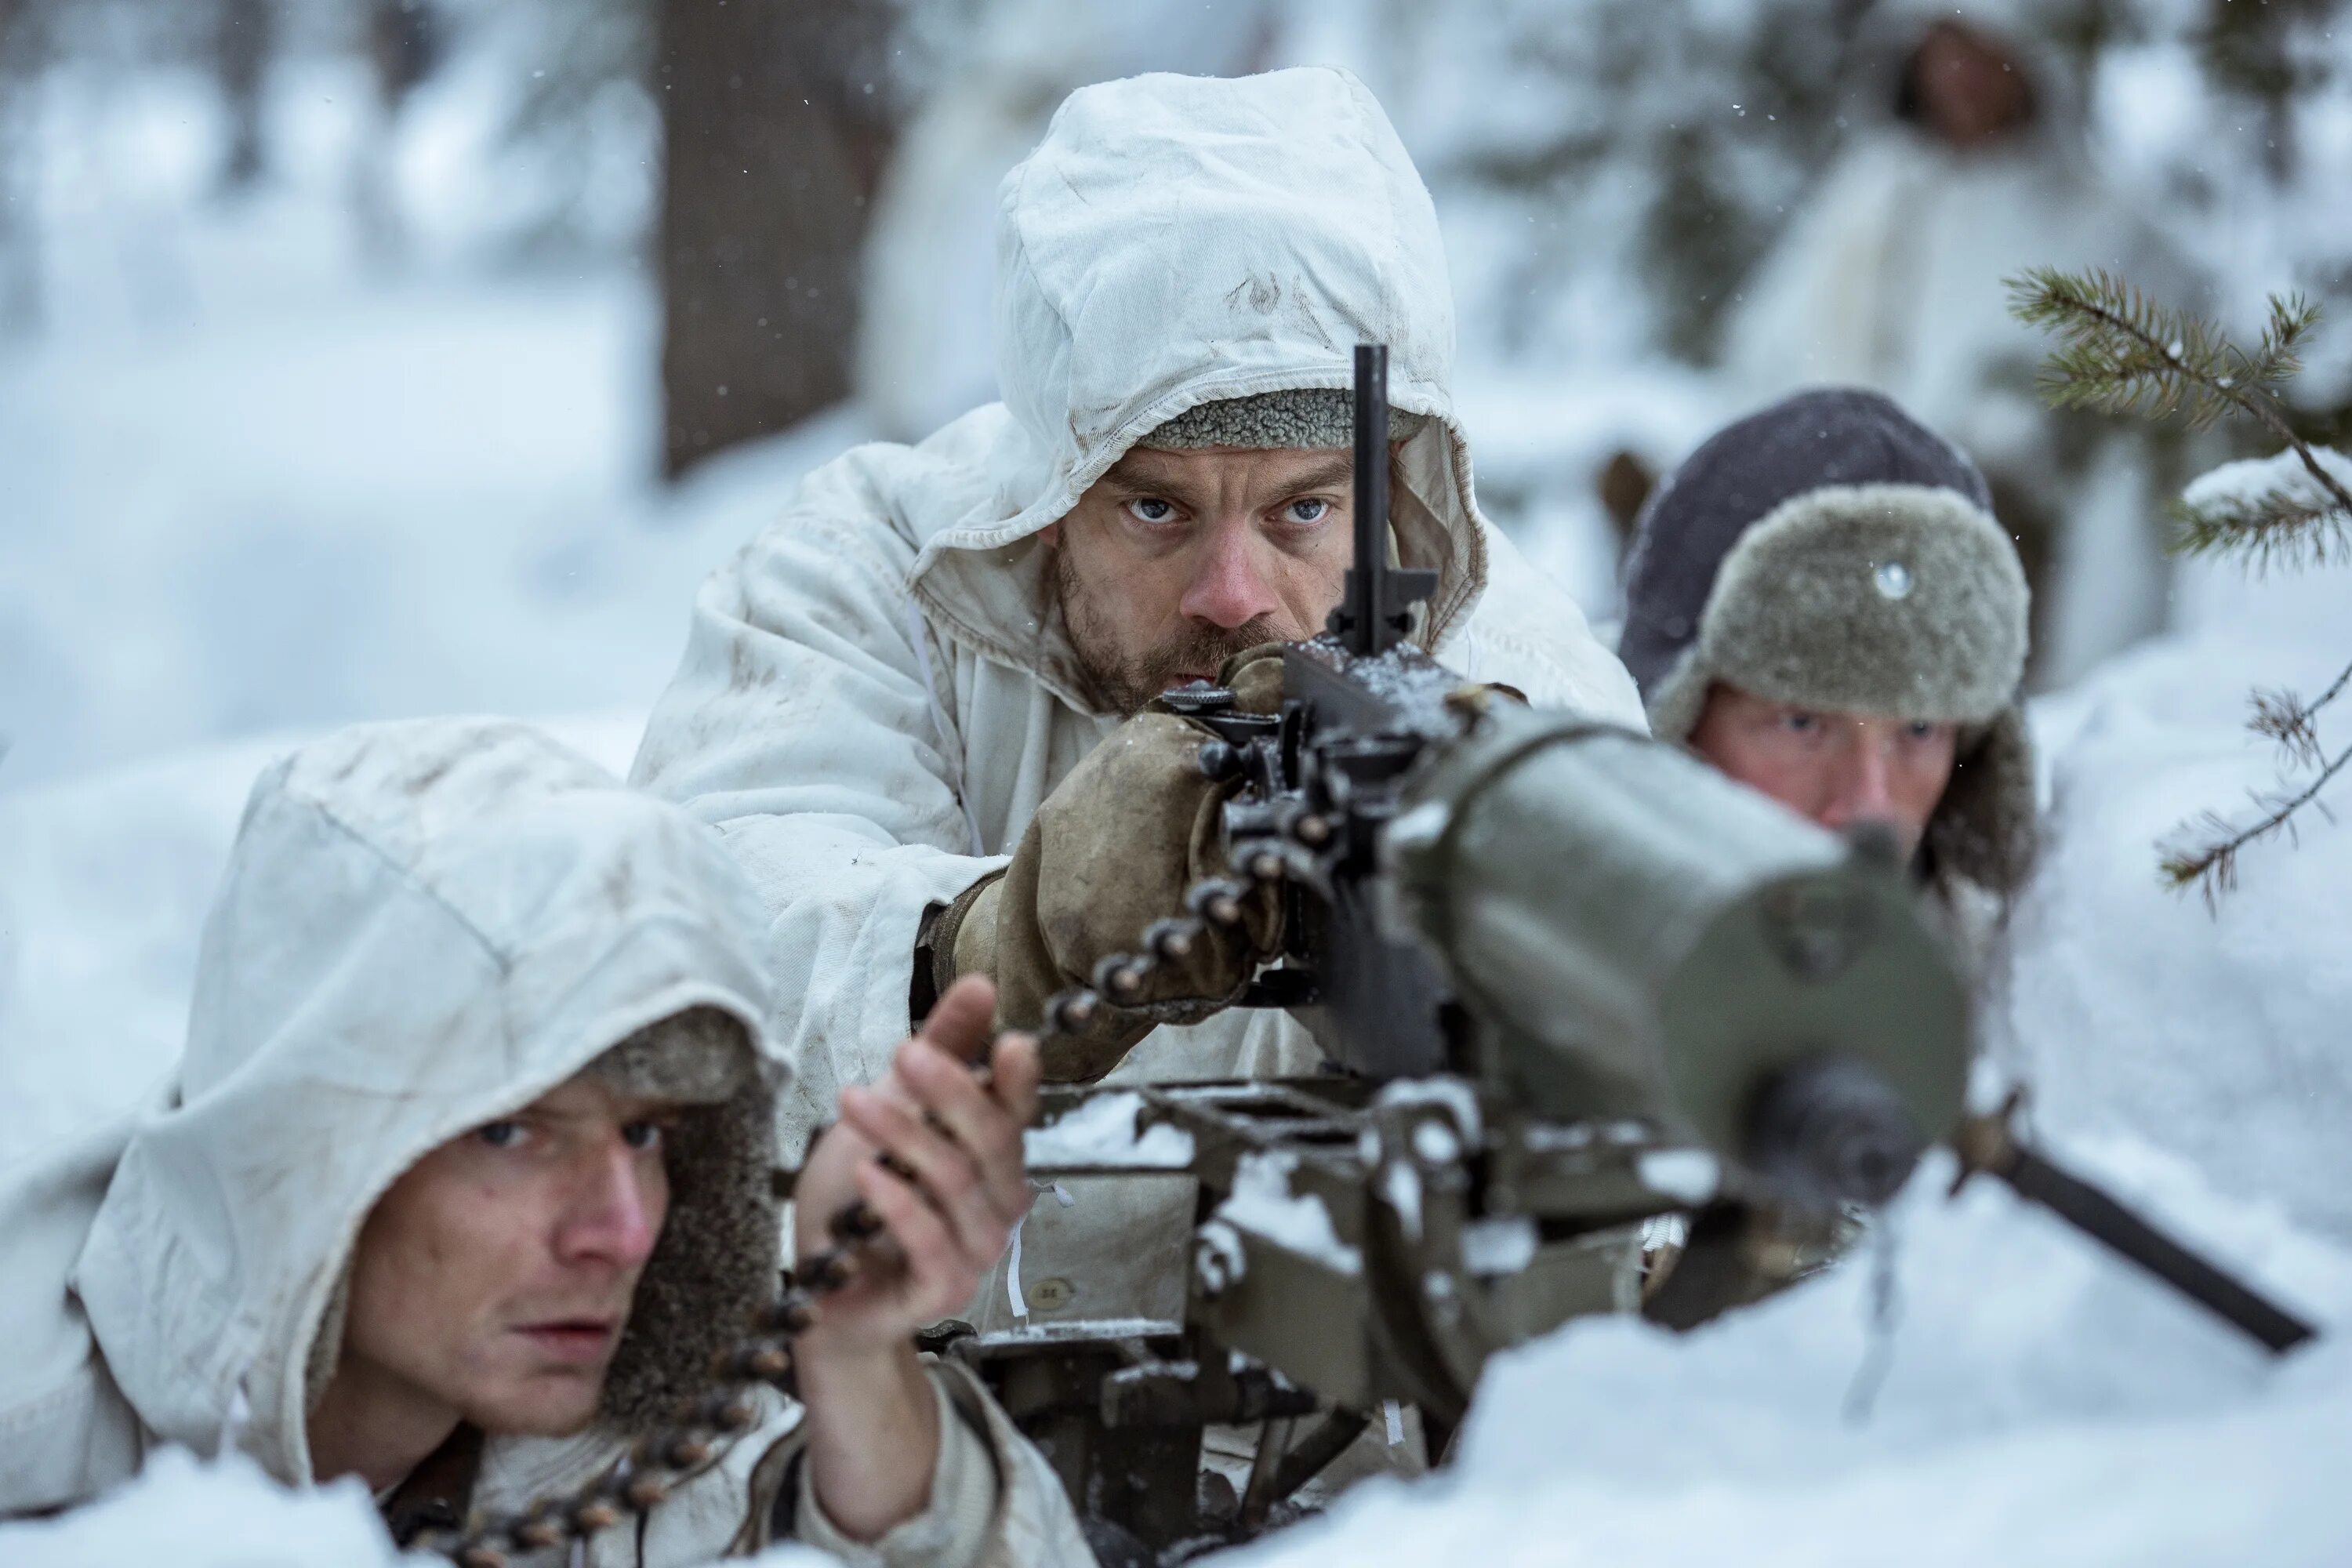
[329,1073,677,1441]
[1910,20,2034,149]
[1690,683,1959,861]
[1048,445,1358,714]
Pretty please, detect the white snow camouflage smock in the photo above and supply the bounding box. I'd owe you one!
[631,67,1645,1333]
[0,719,1091,1568]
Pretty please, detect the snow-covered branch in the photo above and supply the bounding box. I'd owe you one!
[2013,267,2352,906]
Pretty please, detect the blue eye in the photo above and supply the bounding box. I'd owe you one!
[622,1122,666,1152]
[1284,498,1330,524]
[1906,721,1938,741]
[476,1120,524,1149]
[1124,498,1178,524]
[1782,711,1820,735]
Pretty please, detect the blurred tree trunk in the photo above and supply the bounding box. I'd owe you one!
[657,0,896,479]
[0,0,45,335]
[214,0,274,193]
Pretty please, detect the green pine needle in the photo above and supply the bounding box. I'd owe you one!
[2170,489,2352,573]
[2011,265,2352,909]
[2240,292,2320,390]
[2006,266,2239,429]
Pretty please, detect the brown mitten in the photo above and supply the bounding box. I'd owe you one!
[936,645,1288,1081]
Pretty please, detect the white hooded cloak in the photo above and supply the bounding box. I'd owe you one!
[631,67,1646,1333]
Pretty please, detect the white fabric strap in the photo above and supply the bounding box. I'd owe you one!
[906,596,987,856]
[1007,1212,1030,1320]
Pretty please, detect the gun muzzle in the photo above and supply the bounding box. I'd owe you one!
[1747,1055,1926,1212]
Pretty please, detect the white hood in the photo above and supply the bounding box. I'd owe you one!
[3,719,779,1500]
[903,67,1499,691]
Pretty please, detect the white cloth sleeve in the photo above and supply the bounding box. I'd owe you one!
[632,488,1005,1158]
[792,1372,998,1568]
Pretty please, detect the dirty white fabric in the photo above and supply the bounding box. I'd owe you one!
[633,60,1644,1145]
[0,719,1090,1567]
[1717,0,2202,685]
[633,67,1646,1340]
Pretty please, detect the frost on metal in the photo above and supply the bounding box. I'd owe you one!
[1024,1091,1197,1171]
[1635,1149,1722,1205]
[1214,1150,1363,1276]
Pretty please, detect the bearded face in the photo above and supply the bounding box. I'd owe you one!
[1047,445,1359,715]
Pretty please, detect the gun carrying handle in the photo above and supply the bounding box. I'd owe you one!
[1957,1100,2318,1356]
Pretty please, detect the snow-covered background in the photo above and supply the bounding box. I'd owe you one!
[3,0,2348,1562]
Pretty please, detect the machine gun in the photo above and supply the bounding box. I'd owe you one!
[942,345,2318,1562]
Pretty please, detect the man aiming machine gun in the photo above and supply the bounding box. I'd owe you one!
[947,346,2318,1557]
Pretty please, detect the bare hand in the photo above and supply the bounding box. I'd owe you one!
[793,975,1043,1358]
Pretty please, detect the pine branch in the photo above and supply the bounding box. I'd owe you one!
[2249,658,2352,764]
[2170,488,2352,573]
[2238,292,2320,391]
[2014,265,2352,908]
[2008,267,2238,428]
[2161,738,2352,909]
[2012,267,2352,558]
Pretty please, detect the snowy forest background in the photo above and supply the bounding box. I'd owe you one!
[2,1,2350,1563]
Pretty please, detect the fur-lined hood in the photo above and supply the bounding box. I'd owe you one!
[0,719,781,1511]
[893,66,1541,710]
[1621,387,2037,898]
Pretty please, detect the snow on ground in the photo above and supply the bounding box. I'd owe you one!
[1990,628,2352,1243]
[1232,1145,2351,1568]
[0,1447,831,1568]
[2,1450,407,1568]
[0,55,862,793]
[6,42,2350,1568]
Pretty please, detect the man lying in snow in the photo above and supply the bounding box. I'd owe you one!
[1617,387,2038,1324]
[0,718,1093,1567]
[629,67,1645,1362]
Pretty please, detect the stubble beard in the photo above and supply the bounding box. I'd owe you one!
[1053,545,1290,717]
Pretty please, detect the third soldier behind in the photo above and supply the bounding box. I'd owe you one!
[1618,385,2038,955]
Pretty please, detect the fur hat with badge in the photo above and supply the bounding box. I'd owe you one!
[1617,387,2037,898]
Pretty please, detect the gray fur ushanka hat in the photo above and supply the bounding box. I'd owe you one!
[1619,387,2037,896]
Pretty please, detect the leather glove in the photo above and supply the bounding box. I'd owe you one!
[932,646,1287,1081]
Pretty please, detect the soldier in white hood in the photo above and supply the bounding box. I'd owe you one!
[631,68,1644,1360]
[1719,2,2207,684]
[0,718,1093,1567]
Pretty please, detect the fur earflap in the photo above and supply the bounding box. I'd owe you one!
[1925,706,2038,897]
[599,1009,782,1428]
[592,1005,755,1105]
